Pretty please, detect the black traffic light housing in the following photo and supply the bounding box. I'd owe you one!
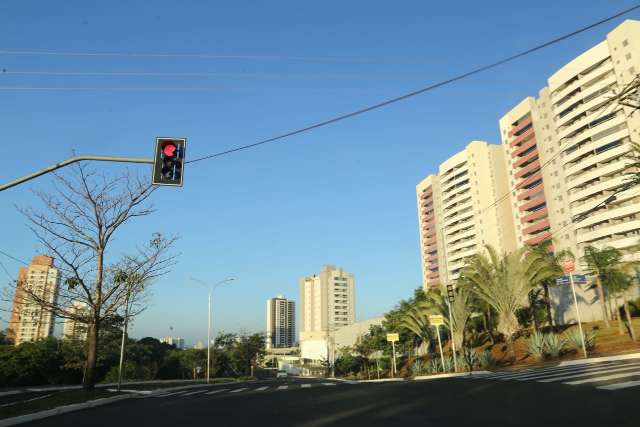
[152,137,186,186]
[446,284,455,303]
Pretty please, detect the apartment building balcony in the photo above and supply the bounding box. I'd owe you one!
[523,218,550,235]
[519,194,546,212]
[577,219,640,245]
[427,271,440,280]
[514,159,541,179]
[508,115,532,137]
[563,127,629,165]
[511,149,539,169]
[420,189,433,199]
[517,182,544,201]
[424,236,437,245]
[510,126,535,147]
[524,231,552,245]
[511,138,538,159]
[516,171,542,190]
[426,253,439,262]
[569,175,627,204]
[564,144,629,183]
[521,207,548,224]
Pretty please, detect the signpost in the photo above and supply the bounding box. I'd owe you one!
[386,333,399,378]
[563,259,588,358]
[429,315,446,372]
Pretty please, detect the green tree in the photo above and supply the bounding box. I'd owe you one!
[581,246,624,328]
[462,245,557,359]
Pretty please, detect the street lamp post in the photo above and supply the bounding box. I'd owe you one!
[190,277,235,383]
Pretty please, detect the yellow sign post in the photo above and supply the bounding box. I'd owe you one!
[386,333,399,377]
[429,315,446,371]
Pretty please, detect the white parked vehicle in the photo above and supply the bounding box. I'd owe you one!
[276,370,288,379]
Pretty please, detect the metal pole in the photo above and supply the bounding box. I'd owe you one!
[117,291,130,392]
[0,155,153,192]
[447,301,458,372]
[391,340,397,378]
[435,324,445,372]
[207,289,212,383]
[569,272,588,358]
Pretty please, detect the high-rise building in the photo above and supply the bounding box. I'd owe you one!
[299,265,355,361]
[416,141,517,288]
[62,301,89,342]
[501,19,640,264]
[160,336,185,349]
[266,295,295,349]
[7,255,60,345]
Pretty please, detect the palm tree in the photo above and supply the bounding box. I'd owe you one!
[529,243,574,327]
[581,246,624,328]
[400,304,432,355]
[462,245,558,359]
[418,285,472,351]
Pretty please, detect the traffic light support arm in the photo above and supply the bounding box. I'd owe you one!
[0,155,154,192]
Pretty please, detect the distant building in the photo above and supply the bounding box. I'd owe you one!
[299,265,355,362]
[194,340,205,349]
[160,336,185,349]
[334,317,384,350]
[266,295,295,349]
[63,302,89,342]
[7,256,60,345]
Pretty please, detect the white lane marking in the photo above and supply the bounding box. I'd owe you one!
[322,382,337,386]
[300,384,311,388]
[229,387,248,393]
[497,363,622,380]
[255,386,269,391]
[277,385,288,390]
[515,362,640,381]
[598,380,640,390]
[566,370,640,386]
[538,364,640,383]
[345,381,360,384]
[492,362,621,379]
[181,390,208,396]
[205,388,229,395]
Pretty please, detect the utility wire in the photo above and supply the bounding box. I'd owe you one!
[0,250,28,266]
[184,4,640,164]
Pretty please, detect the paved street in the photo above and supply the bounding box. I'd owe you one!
[23,370,638,427]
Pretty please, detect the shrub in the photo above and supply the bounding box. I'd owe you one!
[412,359,424,375]
[544,333,566,358]
[526,332,546,360]
[564,329,596,353]
[429,358,442,374]
[477,349,495,369]
[462,348,478,371]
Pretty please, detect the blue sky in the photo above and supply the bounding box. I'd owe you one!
[1,1,639,346]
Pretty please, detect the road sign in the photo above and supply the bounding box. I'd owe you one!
[563,259,575,274]
[428,314,445,326]
[556,274,587,286]
[386,333,399,342]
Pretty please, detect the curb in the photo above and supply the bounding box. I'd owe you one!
[0,394,135,427]
[0,381,240,426]
[558,352,640,367]
[414,371,492,380]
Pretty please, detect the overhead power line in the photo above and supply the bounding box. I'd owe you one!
[184,4,640,164]
[0,250,28,266]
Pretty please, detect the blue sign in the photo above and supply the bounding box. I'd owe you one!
[555,274,588,286]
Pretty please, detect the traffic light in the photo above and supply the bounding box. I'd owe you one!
[152,137,186,186]
[446,284,455,303]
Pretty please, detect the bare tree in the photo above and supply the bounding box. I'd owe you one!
[11,163,177,391]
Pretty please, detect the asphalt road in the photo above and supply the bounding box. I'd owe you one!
[21,368,638,427]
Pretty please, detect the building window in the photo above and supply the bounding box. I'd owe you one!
[626,53,632,60]
[622,39,629,47]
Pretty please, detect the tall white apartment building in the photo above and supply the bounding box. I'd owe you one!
[299,265,355,361]
[160,336,185,349]
[416,141,517,288]
[62,301,89,342]
[7,256,60,345]
[266,295,295,349]
[501,20,640,261]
